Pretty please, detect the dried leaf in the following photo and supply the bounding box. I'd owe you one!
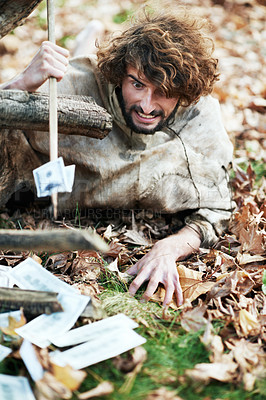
[34,347,51,371]
[74,281,102,297]
[177,265,216,303]
[248,97,266,113]
[150,287,178,310]
[113,346,147,373]
[119,229,150,246]
[238,309,260,337]
[106,258,132,283]
[181,304,208,333]
[145,387,184,400]
[105,241,126,258]
[231,270,255,296]
[70,250,103,280]
[200,323,225,363]
[31,254,42,264]
[51,363,86,391]
[103,224,119,240]
[36,372,72,400]
[207,270,255,300]
[118,347,147,394]
[1,310,26,336]
[243,372,257,392]
[77,381,114,399]
[78,250,102,260]
[46,252,72,271]
[226,338,261,372]
[237,252,265,265]
[185,359,238,383]
[239,222,265,255]
[225,338,266,391]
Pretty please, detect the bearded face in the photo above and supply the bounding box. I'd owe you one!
[119,66,179,134]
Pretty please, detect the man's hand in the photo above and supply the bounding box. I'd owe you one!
[128,245,183,306]
[127,225,201,307]
[1,41,69,92]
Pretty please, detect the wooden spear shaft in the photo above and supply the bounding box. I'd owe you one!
[47,0,58,219]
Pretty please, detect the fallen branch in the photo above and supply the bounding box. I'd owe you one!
[0,229,109,252]
[0,90,112,139]
[0,0,43,39]
[0,287,62,315]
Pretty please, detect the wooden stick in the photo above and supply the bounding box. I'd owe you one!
[0,286,102,319]
[0,287,63,315]
[47,0,58,219]
[0,229,109,252]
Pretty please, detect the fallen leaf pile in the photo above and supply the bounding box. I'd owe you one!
[144,164,265,390]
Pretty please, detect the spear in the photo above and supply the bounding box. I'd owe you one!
[47,0,58,219]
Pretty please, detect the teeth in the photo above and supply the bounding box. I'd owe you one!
[137,111,156,119]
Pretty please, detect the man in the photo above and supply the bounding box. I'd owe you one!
[0,7,234,307]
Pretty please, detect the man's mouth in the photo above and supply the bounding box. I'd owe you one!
[133,107,163,124]
[136,110,156,120]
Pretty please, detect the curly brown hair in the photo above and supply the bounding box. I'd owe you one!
[97,6,219,107]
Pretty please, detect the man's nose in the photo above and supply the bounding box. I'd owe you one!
[139,90,155,114]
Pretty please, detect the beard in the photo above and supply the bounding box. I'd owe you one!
[117,89,178,135]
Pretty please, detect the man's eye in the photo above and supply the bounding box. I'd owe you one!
[133,81,143,89]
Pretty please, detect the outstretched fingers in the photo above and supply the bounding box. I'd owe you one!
[141,274,161,302]
[128,257,183,307]
[163,283,175,307]
[128,266,148,296]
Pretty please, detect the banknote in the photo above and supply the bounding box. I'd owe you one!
[0,265,13,287]
[8,257,77,295]
[33,157,75,197]
[51,313,139,347]
[0,345,12,362]
[9,257,88,347]
[16,292,90,348]
[20,340,44,382]
[50,327,146,369]
[0,374,36,400]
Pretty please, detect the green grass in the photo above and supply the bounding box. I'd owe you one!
[0,357,24,376]
[72,309,265,399]
[70,270,265,400]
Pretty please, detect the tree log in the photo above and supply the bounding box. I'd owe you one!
[0,287,63,315]
[0,287,102,319]
[0,90,112,139]
[0,0,43,39]
[0,229,109,252]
